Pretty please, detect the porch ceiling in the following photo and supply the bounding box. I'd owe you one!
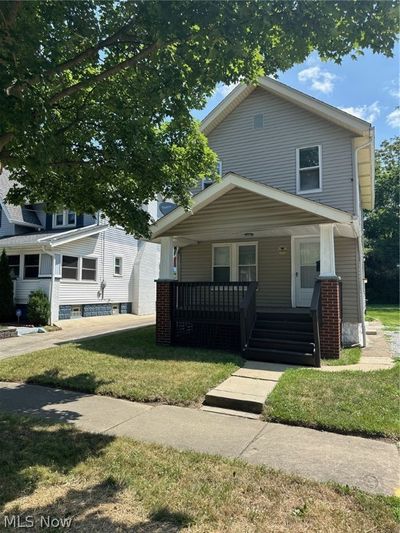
[153,186,352,245]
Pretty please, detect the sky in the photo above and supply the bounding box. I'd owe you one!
[192,45,400,146]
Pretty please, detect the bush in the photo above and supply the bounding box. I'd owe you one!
[27,289,50,326]
[0,249,15,322]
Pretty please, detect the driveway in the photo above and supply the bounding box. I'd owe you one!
[0,314,155,360]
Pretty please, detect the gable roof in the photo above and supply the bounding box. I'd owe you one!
[201,77,374,210]
[151,172,354,241]
[0,171,42,228]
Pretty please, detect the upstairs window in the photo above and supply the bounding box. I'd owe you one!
[201,160,223,190]
[54,210,76,228]
[24,254,39,279]
[8,255,20,279]
[62,255,78,279]
[296,146,321,193]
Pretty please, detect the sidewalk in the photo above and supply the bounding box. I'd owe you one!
[0,381,398,496]
[0,314,155,360]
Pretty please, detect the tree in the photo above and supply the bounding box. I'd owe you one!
[0,249,15,322]
[364,137,400,304]
[0,1,398,236]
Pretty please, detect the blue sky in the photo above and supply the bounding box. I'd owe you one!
[192,45,399,146]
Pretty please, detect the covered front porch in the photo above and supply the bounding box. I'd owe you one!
[151,173,360,366]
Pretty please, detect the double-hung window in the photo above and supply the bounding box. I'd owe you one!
[114,256,123,276]
[212,243,257,282]
[8,255,20,279]
[54,210,76,228]
[24,254,40,279]
[82,258,97,281]
[62,255,79,279]
[296,145,321,193]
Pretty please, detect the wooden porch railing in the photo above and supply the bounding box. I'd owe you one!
[171,281,252,323]
[239,282,258,351]
[310,280,322,367]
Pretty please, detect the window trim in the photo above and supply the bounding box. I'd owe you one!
[7,254,20,279]
[22,253,40,280]
[81,257,98,282]
[53,210,77,228]
[113,255,123,277]
[296,145,322,194]
[211,242,258,282]
[61,254,80,281]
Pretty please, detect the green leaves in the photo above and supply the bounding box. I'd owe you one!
[0,1,398,235]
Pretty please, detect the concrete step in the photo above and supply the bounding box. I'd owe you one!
[203,376,277,414]
[200,405,260,420]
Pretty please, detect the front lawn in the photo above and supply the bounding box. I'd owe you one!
[322,346,362,366]
[366,305,399,331]
[264,365,400,439]
[0,326,242,406]
[1,412,398,532]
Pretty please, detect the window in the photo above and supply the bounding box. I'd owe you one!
[82,258,97,280]
[24,254,39,279]
[201,160,223,190]
[213,246,231,282]
[253,113,264,129]
[296,145,321,193]
[53,210,76,227]
[212,243,257,282]
[7,255,20,278]
[114,256,123,276]
[62,255,78,279]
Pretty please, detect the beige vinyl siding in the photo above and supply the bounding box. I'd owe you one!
[207,88,355,213]
[179,237,292,307]
[168,188,329,240]
[335,236,361,322]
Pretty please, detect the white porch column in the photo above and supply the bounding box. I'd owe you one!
[320,223,336,277]
[159,237,175,279]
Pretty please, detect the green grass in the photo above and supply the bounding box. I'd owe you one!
[0,326,242,406]
[264,365,400,439]
[366,305,399,331]
[322,346,362,366]
[0,412,398,532]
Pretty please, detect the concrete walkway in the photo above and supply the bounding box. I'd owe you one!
[0,381,398,496]
[0,314,155,360]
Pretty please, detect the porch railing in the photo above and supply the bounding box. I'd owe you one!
[310,280,321,367]
[239,282,258,351]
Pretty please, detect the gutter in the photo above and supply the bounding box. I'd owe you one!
[41,246,57,325]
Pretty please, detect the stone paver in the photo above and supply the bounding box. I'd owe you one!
[0,381,398,495]
[0,314,155,360]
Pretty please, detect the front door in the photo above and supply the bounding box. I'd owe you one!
[294,238,320,307]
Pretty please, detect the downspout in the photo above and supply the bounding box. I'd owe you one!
[41,246,56,324]
[354,138,372,348]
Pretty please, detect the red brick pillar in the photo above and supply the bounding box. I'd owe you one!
[319,277,341,359]
[156,280,174,345]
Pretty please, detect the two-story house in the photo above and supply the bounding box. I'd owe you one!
[0,171,160,323]
[150,77,374,367]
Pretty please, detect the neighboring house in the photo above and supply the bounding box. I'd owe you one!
[0,172,160,323]
[150,77,374,366]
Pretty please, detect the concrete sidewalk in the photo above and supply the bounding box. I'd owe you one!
[0,381,398,496]
[0,314,155,360]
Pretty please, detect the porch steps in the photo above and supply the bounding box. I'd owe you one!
[243,311,316,366]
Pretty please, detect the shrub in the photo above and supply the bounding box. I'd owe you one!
[27,289,50,326]
[0,249,14,322]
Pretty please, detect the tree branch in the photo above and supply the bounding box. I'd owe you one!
[48,40,161,106]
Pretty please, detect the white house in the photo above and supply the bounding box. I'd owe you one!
[0,172,160,323]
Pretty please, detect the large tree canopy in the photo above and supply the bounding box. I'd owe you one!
[364,137,399,304]
[0,0,398,235]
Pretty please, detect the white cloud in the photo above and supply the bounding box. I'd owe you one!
[386,108,400,129]
[339,101,381,124]
[215,82,239,98]
[298,65,337,94]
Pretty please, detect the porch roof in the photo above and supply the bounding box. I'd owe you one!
[151,173,356,245]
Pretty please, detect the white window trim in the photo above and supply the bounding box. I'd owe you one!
[22,253,41,280]
[212,242,258,282]
[296,145,322,194]
[82,257,98,282]
[61,254,80,281]
[60,255,98,283]
[53,210,77,228]
[6,254,21,280]
[113,255,123,277]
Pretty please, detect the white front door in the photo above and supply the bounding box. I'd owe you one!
[294,238,320,307]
